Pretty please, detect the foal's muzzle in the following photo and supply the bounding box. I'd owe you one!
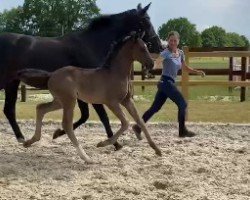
[145,59,154,71]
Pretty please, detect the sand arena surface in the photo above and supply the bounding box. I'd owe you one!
[0,121,249,200]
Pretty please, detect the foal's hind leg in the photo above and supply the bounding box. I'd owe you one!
[92,104,123,150]
[121,97,162,156]
[53,99,89,139]
[23,100,61,147]
[61,100,93,164]
[97,103,129,147]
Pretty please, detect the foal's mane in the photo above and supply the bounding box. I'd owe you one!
[102,35,134,68]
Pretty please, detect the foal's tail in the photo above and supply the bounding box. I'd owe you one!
[17,69,51,89]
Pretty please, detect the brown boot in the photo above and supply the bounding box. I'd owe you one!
[132,124,143,140]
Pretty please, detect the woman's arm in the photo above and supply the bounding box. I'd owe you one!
[182,61,206,77]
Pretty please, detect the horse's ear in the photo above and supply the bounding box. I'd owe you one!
[140,31,145,39]
[138,3,151,16]
[137,3,142,10]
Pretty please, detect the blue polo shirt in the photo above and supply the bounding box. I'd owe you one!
[160,49,185,81]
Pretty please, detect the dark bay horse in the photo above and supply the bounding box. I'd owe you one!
[0,3,162,148]
[19,33,161,163]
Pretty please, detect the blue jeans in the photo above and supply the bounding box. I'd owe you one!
[142,76,187,128]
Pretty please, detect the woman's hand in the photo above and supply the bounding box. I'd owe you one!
[197,70,206,77]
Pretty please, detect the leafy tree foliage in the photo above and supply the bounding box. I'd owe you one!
[0,0,100,36]
[201,26,227,47]
[158,17,202,47]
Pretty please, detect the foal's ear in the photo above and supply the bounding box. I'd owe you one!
[140,31,145,39]
[129,31,137,36]
[137,3,142,10]
[138,3,151,15]
[132,33,140,42]
[123,31,136,42]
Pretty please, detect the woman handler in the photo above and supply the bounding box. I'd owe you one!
[133,31,205,139]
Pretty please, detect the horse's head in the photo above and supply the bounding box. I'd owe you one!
[129,32,154,71]
[135,3,163,54]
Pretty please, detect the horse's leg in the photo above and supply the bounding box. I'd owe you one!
[92,104,123,150]
[121,97,162,156]
[61,99,93,164]
[97,103,129,147]
[3,80,25,143]
[53,99,89,139]
[23,100,62,147]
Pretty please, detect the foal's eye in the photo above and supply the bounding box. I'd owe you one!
[140,47,146,52]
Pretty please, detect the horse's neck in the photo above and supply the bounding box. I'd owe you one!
[65,26,131,66]
[110,45,134,78]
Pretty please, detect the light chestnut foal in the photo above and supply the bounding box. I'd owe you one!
[20,34,162,163]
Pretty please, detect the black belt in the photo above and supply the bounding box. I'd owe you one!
[161,75,175,83]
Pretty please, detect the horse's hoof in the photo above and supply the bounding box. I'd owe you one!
[17,138,25,144]
[53,129,65,139]
[114,142,123,151]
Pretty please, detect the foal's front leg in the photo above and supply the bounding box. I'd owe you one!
[61,100,93,164]
[97,103,129,147]
[24,100,61,147]
[121,97,162,156]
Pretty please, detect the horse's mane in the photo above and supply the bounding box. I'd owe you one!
[86,9,137,32]
[102,35,134,68]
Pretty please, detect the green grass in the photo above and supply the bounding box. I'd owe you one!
[189,57,229,69]
[0,98,249,123]
[134,57,229,70]
[0,58,249,123]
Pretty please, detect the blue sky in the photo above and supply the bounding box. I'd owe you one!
[1,0,250,39]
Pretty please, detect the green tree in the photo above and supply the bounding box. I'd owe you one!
[226,32,246,47]
[201,26,227,47]
[22,0,100,36]
[240,35,250,48]
[0,7,24,33]
[158,17,202,47]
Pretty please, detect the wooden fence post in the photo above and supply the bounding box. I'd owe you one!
[228,57,233,93]
[182,46,190,120]
[182,46,190,99]
[20,84,26,102]
[130,63,135,97]
[240,57,247,102]
[141,64,145,92]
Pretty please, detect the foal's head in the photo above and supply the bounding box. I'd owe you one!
[130,33,154,70]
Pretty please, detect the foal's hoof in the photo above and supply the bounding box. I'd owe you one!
[97,139,111,147]
[114,142,123,151]
[155,149,162,157]
[79,155,97,164]
[132,125,142,140]
[23,140,33,148]
[17,137,25,144]
[53,129,65,139]
[85,159,95,164]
